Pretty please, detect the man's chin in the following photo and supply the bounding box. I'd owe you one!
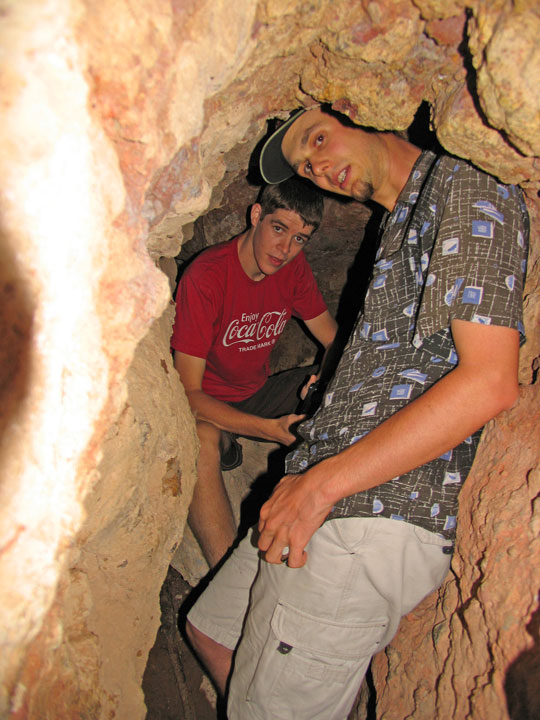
[259,263,283,278]
[351,181,374,203]
[265,262,284,274]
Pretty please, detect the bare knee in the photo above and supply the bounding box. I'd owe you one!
[195,420,221,461]
[196,420,222,444]
[186,618,219,655]
[187,616,207,640]
[185,618,199,649]
[185,619,233,695]
[196,420,221,462]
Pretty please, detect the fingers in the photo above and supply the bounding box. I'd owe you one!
[258,528,308,567]
[280,414,306,446]
[286,544,307,568]
[258,507,308,568]
[258,525,288,562]
[285,413,306,429]
[257,473,313,567]
[273,415,304,444]
[300,374,318,400]
[258,493,289,560]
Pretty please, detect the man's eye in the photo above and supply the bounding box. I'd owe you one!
[305,160,312,175]
[315,134,324,146]
[295,236,306,245]
[273,225,283,233]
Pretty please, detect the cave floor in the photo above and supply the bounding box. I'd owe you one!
[143,564,223,720]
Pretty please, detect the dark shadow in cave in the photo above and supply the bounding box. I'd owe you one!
[0,225,33,457]
[504,592,540,720]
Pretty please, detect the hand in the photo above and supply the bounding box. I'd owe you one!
[263,414,306,445]
[257,471,333,568]
[299,373,318,401]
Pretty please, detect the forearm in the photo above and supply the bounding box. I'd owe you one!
[186,389,284,441]
[309,362,518,508]
[316,341,334,382]
[305,310,338,383]
[258,359,518,567]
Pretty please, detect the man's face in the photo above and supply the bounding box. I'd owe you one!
[247,204,314,280]
[281,107,375,202]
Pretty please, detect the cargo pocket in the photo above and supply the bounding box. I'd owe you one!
[245,600,388,720]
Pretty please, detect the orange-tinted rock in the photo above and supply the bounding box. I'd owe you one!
[425,13,466,46]
[369,381,540,720]
[1,1,538,719]
[469,2,540,158]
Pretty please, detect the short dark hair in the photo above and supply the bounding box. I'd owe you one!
[257,176,324,231]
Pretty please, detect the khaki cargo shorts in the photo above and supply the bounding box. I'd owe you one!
[188,517,452,720]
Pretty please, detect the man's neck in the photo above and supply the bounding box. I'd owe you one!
[236,229,265,282]
[373,134,422,212]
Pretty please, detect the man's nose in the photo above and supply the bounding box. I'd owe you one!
[277,235,292,256]
[311,157,329,176]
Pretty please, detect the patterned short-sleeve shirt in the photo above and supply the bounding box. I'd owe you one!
[286,151,529,539]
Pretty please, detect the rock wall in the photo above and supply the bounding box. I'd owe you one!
[0,1,538,719]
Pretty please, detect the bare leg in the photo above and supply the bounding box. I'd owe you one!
[185,620,233,695]
[188,420,236,568]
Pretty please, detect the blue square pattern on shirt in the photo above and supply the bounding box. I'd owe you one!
[473,200,504,225]
[290,150,528,541]
[389,384,413,400]
[462,286,483,304]
[442,237,460,255]
[472,219,494,238]
[372,329,389,342]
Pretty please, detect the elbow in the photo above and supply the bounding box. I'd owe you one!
[489,373,519,416]
[183,388,202,414]
[499,383,519,413]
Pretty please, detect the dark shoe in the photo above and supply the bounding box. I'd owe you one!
[220,435,243,471]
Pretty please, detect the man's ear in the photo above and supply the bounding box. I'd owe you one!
[250,203,262,227]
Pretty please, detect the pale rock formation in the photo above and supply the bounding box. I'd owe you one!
[0,1,539,719]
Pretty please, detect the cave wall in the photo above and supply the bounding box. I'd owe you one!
[0,1,539,718]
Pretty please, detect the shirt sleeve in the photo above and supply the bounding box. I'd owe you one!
[170,263,220,358]
[414,159,529,346]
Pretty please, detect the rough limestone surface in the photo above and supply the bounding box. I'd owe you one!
[469,1,540,158]
[0,1,539,720]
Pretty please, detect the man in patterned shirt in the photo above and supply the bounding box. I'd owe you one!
[185,105,529,719]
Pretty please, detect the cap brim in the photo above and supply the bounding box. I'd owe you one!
[259,109,306,184]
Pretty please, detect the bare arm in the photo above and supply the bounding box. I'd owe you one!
[300,310,338,396]
[174,351,305,445]
[258,320,520,566]
[304,310,338,350]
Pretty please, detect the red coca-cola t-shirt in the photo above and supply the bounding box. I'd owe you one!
[171,236,327,401]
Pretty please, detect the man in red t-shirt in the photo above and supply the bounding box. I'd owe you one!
[171,177,337,567]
